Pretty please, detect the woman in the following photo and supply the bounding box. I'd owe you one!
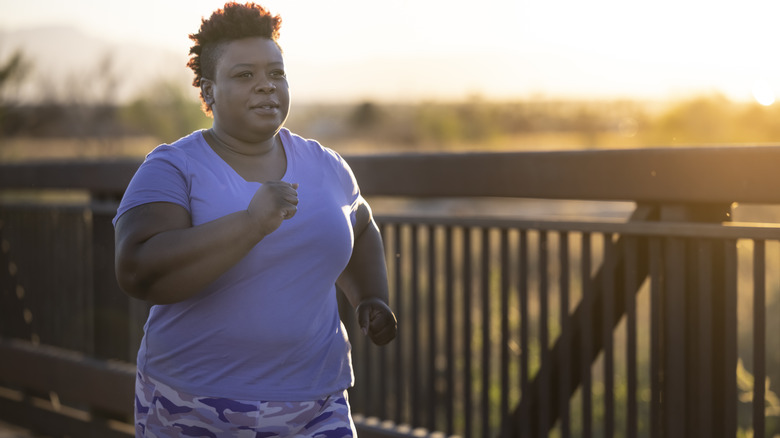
[113,3,397,437]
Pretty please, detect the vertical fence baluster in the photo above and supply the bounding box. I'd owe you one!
[427,224,438,431]
[463,227,473,438]
[603,233,615,438]
[481,227,492,438]
[559,231,571,438]
[444,225,455,436]
[696,239,713,438]
[753,239,766,438]
[723,239,738,438]
[500,228,511,430]
[624,236,638,438]
[393,223,404,424]
[410,225,421,427]
[538,230,550,438]
[519,229,530,438]
[664,235,687,438]
[649,237,662,438]
[581,232,593,438]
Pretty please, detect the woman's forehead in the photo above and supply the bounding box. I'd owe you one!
[217,37,283,66]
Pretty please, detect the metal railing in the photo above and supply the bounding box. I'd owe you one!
[1,146,780,437]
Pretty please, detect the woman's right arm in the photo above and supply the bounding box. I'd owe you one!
[114,181,298,305]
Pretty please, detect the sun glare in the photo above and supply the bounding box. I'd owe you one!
[752,80,775,106]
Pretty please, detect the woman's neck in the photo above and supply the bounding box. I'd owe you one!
[208,127,279,158]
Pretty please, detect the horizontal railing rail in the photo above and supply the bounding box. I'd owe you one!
[2,144,780,202]
[2,145,780,437]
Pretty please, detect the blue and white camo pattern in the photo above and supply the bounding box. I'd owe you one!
[135,371,356,437]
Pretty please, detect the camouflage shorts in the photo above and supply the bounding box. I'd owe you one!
[134,370,356,437]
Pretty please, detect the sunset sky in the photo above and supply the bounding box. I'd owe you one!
[2,0,780,103]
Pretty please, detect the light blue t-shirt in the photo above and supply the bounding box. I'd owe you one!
[114,128,359,401]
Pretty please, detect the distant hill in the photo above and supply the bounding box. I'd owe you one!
[0,25,193,103]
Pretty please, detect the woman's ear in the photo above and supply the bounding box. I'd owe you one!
[201,79,215,107]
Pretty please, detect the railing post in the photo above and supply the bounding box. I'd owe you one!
[653,203,736,438]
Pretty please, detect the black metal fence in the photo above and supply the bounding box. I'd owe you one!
[2,147,780,437]
[353,214,780,437]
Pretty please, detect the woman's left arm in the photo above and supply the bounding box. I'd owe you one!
[337,197,397,346]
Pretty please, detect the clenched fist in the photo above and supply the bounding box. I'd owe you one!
[356,297,397,346]
[247,181,299,237]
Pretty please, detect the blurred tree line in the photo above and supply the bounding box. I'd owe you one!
[3,49,780,151]
[0,50,209,142]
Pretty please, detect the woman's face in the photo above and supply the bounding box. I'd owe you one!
[205,37,290,142]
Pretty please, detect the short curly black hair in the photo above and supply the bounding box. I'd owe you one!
[187,2,282,114]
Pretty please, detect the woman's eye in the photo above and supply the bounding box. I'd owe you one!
[237,72,253,78]
[271,70,286,79]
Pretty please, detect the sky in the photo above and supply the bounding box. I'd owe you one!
[2,0,780,104]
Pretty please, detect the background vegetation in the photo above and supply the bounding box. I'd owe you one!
[3,49,780,162]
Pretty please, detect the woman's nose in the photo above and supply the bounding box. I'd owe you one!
[254,81,276,93]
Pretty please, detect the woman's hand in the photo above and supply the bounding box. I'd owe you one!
[356,297,397,346]
[247,181,299,238]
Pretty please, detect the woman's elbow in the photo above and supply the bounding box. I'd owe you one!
[114,246,163,302]
[115,258,152,301]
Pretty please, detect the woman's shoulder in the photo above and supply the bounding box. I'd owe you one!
[142,130,208,171]
[147,131,203,157]
[282,128,358,194]
[282,128,345,164]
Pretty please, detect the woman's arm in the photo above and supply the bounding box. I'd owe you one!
[114,181,298,304]
[337,198,397,345]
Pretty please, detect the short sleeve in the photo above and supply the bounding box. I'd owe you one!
[113,145,190,226]
[325,148,361,224]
